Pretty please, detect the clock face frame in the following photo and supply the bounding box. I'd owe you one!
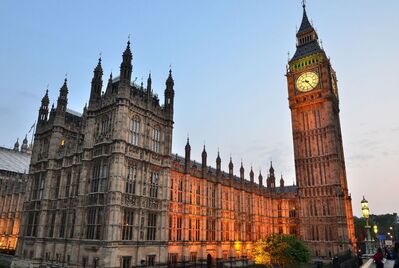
[296,71,319,92]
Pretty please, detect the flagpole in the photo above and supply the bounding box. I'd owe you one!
[29,121,36,148]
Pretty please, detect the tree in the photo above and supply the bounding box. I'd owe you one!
[253,233,310,268]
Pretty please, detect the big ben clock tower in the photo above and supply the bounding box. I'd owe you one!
[286,4,356,257]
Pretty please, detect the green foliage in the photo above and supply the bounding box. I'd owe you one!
[253,233,310,267]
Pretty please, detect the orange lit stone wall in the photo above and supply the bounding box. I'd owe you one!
[0,171,27,251]
[167,159,298,264]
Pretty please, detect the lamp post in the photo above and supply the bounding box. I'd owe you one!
[361,196,374,256]
[373,225,381,249]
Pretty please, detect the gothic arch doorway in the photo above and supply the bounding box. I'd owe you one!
[206,254,212,267]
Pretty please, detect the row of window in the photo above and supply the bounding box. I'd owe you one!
[125,167,159,198]
[169,217,286,242]
[26,209,158,241]
[129,118,161,153]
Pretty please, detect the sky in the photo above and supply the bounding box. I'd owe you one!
[0,1,398,217]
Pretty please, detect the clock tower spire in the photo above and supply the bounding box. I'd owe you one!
[286,4,356,258]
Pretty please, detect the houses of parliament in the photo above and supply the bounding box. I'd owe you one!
[1,4,356,268]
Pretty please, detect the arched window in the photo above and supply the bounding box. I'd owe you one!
[151,127,161,153]
[130,117,140,146]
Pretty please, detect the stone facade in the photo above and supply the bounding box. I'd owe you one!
[0,141,31,252]
[167,152,297,266]
[10,5,357,268]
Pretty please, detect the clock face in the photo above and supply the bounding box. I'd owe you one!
[296,71,319,92]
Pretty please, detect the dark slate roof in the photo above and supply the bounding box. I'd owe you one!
[66,108,82,117]
[298,7,313,33]
[291,40,323,61]
[0,147,31,174]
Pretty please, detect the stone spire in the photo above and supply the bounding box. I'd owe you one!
[240,161,244,181]
[249,166,254,183]
[120,40,132,85]
[258,171,263,187]
[13,138,19,151]
[216,151,221,177]
[184,137,191,173]
[228,156,233,178]
[21,135,28,153]
[89,57,103,109]
[38,89,49,124]
[104,72,113,97]
[56,78,68,114]
[164,68,175,118]
[280,174,285,188]
[147,72,152,102]
[269,161,275,188]
[201,145,207,176]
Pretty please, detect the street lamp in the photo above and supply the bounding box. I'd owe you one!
[373,225,378,235]
[361,196,374,256]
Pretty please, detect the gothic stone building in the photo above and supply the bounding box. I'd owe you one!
[12,5,356,268]
[0,139,31,252]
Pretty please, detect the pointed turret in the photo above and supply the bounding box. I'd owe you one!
[269,161,275,188]
[228,157,234,178]
[164,68,175,119]
[38,89,49,124]
[258,171,263,187]
[184,138,191,173]
[250,166,254,183]
[56,78,68,115]
[269,161,275,176]
[13,138,19,151]
[201,145,207,176]
[89,57,103,109]
[104,72,113,97]
[280,174,285,188]
[21,135,28,153]
[240,162,244,181]
[120,40,132,85]
[147,72,152,102]
[216,151,221,177]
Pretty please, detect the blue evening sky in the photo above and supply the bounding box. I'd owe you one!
[0,1,398,216]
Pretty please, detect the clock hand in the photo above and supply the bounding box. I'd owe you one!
[305,81,313,87]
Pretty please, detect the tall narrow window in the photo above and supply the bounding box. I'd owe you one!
[176,217,182,241]
[188,219,192,241]
[147,213,157,240]
[122,257,131,268]
[178,180,183,203]
[59,210,67,238]
[91,160,108,193]
[195,219,200,241]
[151,128,160,153]
[149,172,159,198]
[55,175,61,199]
[122,209,134,240]
[86,207,103,240]
[31,173,44,200]
[196,185,200,205]
[130,118,140,146]
[69,209,76,238]
[65,172,72,197]
[26,211,39,237]
[126,165,137,194]
[48,211,56,237]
